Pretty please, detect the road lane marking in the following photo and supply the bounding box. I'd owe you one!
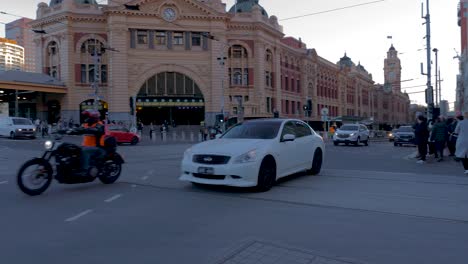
[0,181,8,185]
[104,194,122,203]
[141,176,149,180]
[65,209,93,222]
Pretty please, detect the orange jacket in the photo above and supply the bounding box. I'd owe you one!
[81,121,105,147]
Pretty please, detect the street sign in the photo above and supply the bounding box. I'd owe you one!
[321,115,328,122]
[320,107,329,116]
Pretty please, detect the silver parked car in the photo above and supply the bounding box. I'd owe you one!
[333,124,370,146]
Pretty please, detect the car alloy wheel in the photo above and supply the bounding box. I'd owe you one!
[256,157,276,192]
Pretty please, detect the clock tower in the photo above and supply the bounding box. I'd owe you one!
[383,44,402,93]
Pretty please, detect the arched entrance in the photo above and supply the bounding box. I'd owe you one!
[136,72,204,125]
[79,99,108,123]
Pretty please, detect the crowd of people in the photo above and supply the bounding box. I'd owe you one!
[413,112,468,174]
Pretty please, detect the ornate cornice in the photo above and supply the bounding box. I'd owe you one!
[31,13,107,28]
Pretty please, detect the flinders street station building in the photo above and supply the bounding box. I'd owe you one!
[13,0,410,127]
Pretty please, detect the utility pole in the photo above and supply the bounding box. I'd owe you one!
[217,55,227,131]
[421,0,433,119]
[91,38,102,112]
[433,48,439,106]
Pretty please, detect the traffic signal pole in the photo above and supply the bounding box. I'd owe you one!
[421,0,434,119]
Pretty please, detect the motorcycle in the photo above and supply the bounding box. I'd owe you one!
[17,134,125,196]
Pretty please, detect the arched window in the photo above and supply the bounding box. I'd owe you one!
[228,44,250,86]
[45,41,59,79]
[79,39,108,84]
[229,45,248,58]
[81,39,105,55]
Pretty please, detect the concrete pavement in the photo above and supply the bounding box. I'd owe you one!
[0,137,467,264]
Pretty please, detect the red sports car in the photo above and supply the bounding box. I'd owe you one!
[107,126,141,145]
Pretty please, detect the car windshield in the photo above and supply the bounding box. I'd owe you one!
[339,125,359,131]
[222,121,281,139]
[12,118,32,125]
[398,127,413,133]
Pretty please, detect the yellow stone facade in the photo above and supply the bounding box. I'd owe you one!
[31,0,410,127]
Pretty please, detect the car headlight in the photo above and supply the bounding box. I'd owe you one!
[17,128,22,131]
[183,148,192,160]
[350,133,356,137]
[44,140,54,150]
[234,149,257,164]
[389,133,393,137]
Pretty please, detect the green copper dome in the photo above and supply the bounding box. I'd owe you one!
[228,0,269,17]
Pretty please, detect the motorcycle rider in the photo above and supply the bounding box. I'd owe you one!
[80,109,106,177]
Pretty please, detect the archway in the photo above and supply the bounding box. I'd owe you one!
[136,72,204,126]
[79,99,108,123]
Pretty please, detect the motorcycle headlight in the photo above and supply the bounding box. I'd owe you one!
[44,140,54,150]
[234,149,257,164]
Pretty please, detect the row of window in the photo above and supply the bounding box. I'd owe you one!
[282,100,302,115]
[130,29,208,50]
[80,64,108,84]
[281,75,301,93]
[317,105,338,117]
[228,68,250,86]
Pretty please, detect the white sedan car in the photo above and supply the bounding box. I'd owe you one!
[180,119,325,191]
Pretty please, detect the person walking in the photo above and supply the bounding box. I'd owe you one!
[414,115,429,164]
[149,122,154,140]
[431,117,448,162]
[42,121,48,138]
[447,117,459,156]
[137,121,144,136]
[454,112,468,174]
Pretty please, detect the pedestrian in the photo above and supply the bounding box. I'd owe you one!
[137,121,144,135]
[413,115,429,164]
[447,117,459,156]
[431,117,448,162]
[454,112,468,174]
[149,122,154,140]
[68,118,74,128]
[41,120,49,138]
[34,118,41,135]
[203,127,208,141]
[160,125,165,140]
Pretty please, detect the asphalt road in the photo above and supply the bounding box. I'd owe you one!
[0,136,467,264]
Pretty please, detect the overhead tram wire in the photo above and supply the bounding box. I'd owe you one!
[279,0,385,21]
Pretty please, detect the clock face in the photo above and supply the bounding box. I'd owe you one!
[163,7,176,21]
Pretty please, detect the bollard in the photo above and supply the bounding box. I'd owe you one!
[181,131,186,141]
[190,132,195,142]
[172,132,177,141]
[152,131,156,142]
[162,132,167,142]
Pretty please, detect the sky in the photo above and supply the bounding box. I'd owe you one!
[0,0,460,108]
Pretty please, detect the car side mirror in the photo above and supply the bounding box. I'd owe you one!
[282,134,296,142]
[215,134,222,139]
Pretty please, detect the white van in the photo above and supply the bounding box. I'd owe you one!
[0,117,36,139]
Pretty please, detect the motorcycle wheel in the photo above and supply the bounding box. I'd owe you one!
[99,160,122,184]
[17,159,53,196]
